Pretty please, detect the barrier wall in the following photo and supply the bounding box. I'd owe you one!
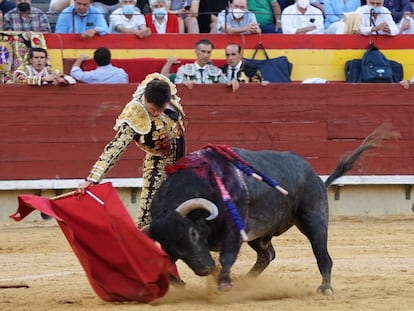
[1,83,413,180]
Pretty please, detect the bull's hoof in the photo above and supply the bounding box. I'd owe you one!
[317,285,334,296]
[218,281,232,291]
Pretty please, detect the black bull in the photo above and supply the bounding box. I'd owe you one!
[149,129,389,295]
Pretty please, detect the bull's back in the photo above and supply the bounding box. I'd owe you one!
[233,149,327,236]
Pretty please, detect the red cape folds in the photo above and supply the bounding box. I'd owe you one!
[11,182,178,303]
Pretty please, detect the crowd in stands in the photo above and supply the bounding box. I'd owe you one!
[1,0,414,35]
[2,0,414,87]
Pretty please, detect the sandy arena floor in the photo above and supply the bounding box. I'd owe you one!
[1,215,413,311]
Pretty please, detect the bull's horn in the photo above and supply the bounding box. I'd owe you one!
[175,198,219,221]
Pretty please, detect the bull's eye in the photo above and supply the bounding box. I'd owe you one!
[189,227,199,242]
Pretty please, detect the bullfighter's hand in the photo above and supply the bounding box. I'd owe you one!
[77,180,93,194]
[184,80,194,89]
[228,79,239,92]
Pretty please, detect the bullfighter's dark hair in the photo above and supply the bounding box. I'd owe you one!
[144,79,171,108]
[94,47,111,67]
[29,47,48,59]
[195,38,214,50]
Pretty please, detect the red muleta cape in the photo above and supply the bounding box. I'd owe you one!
[10,182,179,303]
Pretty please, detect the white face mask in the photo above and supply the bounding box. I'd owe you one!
[232,8,245,20]
[297,0,310,9]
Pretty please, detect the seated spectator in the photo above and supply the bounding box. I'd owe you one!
[13,47,75,86]
[281,0,324,34]
[175,38,227,87]
[93,0,121,21]
[168,0,199,33]
[0,0,16,15]
[217,0,261,34]
[70,47,129,84]
[383,0,414,34]
[55,0,109,37]
[324,0,362,34]
[220,43,268,92]
[355,0,399,35]
[247,0,282,33]
[109,0,151,37]
[144,0,180,34]
[3,0,51,32]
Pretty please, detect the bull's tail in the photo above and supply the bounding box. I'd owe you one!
[324,123,399,187]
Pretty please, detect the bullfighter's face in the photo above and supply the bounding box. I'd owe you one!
[30,51,47,73]
[144,101,167,117]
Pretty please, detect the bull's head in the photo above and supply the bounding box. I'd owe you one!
[150,198,219,276]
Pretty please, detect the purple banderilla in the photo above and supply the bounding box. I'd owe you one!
[207,145,289,241]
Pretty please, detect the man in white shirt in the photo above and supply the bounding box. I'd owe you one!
[355,0,399,36]
[109,0,151,38]
[281,0,324,34]
[216,0,261,34]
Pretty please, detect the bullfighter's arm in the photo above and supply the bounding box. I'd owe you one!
[86,123,135,183]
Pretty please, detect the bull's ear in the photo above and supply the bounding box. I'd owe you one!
[175,198,218,220]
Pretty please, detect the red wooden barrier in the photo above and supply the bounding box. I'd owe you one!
[0,83,413,180]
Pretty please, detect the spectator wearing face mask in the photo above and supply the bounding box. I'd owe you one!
[55,0,109,37]
[144,0,180,33]
[109,0,151,37]
[355,0,399,35]
[281,0,324,34]
[383,0,414,34]
[3,0,51,32]
[217,0,261,34]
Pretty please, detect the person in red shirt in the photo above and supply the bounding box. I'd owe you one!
[145,0,180,33]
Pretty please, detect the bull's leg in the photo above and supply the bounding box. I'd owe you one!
[246,236,275,277]
[217,234,243,291]
[296,213,333,296]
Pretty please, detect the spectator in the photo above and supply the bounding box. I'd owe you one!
[13,47,75,85]
[175,38,227,87]
[77,73,186,228]
[355,0,399,35]
[217,0,261,34]
[144,0,180,33]
[247,0,282,33]
[70,47,129,83]
[109,0,151,37]
[93,0,121,21]
[324,0,362,34]
[383,0,414,34]
[281,0,324,34]
[220,43,268,92]
[168,0,200,33]
[3,0,51,32]
[55,0,109,37]
[0,0,16,15]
